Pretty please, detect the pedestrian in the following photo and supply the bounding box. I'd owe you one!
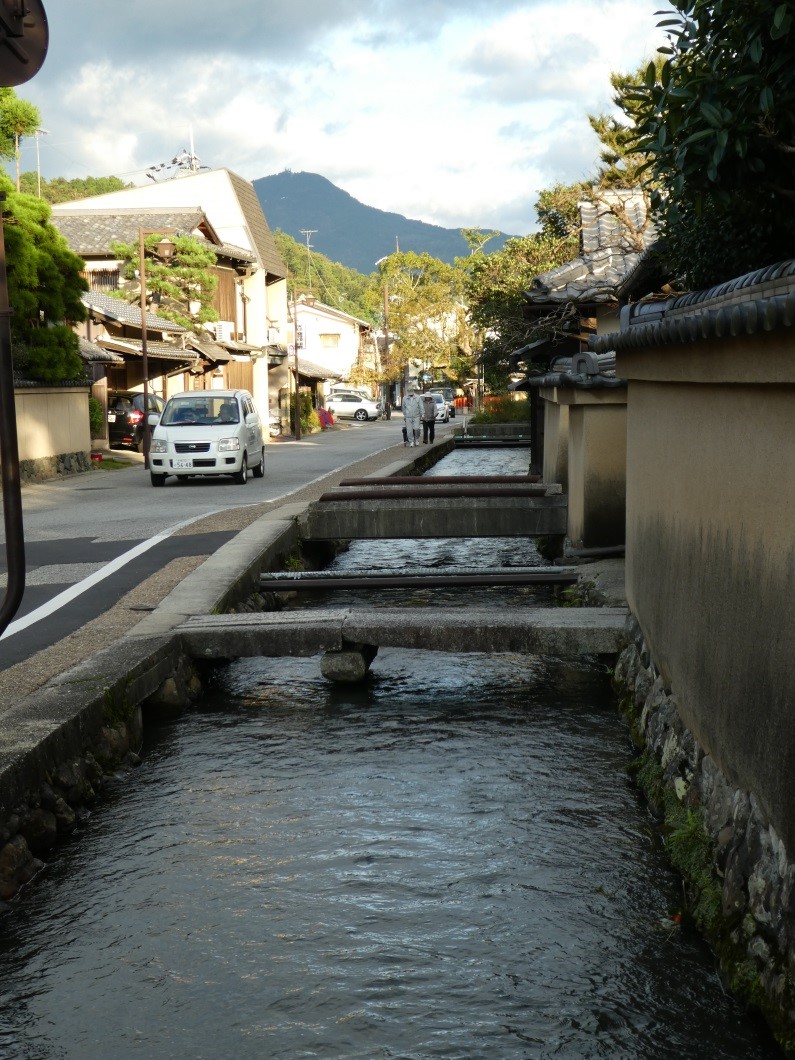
[401,388,423,447]
[421,393,436,444]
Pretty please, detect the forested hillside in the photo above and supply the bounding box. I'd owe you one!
[255,170,516,274]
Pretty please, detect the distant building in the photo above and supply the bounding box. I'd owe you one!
[51,169,288,419]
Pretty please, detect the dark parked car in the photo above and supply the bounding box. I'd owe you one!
[107,391,165,450]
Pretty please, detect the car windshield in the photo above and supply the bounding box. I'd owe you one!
[162,396,240,426]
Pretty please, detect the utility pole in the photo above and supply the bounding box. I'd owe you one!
[299,229,317,292]
[382,282,391,416]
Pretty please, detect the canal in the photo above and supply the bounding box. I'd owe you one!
[0,451,782,1058]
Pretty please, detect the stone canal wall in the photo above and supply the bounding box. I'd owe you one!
[593,263,795,1049]
[614,618,795,1047]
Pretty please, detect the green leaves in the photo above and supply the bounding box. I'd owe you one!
[759,85,774,113]
[612,0,795,287]
[771,4,790,38]
[112,234,219,332]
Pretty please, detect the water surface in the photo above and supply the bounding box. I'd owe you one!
[0,652,779,1059]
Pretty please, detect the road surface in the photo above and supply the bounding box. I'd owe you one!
[0,417,429,671]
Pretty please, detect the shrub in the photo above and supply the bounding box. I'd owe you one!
[88,396,104,438]
[470,395,530,424]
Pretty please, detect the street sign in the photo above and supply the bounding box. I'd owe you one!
[0,0,48,87]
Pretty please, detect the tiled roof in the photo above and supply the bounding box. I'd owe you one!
[580,192,650,255]
[83,291,187,333]
[297,356,342,380]
[78,337,123,364]
[227,171,287,280]
[51,207,256,265]
[212,240,256,263]
[525,189,657,307]
[185,337,232,363]
[97,337,197,363]
[591,258,795,353]
[52,208,207,255]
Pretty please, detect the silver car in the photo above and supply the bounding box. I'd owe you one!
[428,387,455,418]
[326,393,382,421]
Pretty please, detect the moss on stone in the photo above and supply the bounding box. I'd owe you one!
[664,797,723,934]
[102,680,135,727]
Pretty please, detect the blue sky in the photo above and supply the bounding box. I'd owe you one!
[18,0,669,235]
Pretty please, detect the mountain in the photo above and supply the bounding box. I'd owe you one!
[253,170,518,275]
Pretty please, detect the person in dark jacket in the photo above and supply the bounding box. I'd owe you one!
[421,394,436,444]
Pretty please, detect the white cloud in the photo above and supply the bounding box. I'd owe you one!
[17,0,671,236]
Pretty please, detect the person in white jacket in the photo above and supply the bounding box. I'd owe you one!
[401,389,423,447]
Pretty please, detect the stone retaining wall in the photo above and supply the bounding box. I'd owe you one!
[615,616,795,1049]
[20,451,91,484]
[0,711,143,900]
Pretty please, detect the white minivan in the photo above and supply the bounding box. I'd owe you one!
[148,389,265,486]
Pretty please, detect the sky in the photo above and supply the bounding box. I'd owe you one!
[17,0,670,238]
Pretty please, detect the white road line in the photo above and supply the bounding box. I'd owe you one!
[1,513,217,641]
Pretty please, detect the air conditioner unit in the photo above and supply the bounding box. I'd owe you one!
[214,320,235,342]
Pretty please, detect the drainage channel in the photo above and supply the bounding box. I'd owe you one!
[0,447,779,1059]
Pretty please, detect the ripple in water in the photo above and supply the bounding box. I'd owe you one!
[0,651,781,1059]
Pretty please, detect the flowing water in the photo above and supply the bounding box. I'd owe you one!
[0,451,782,1058]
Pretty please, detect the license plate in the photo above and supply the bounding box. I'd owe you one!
[173,458,194,470]
[107,413,116,422]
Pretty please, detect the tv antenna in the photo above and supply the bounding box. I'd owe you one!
[146,130,208,181]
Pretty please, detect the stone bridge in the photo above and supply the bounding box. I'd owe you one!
[298,477,567,540]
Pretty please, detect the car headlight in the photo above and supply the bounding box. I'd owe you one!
[218,437,240,452]
[150,438,168,453]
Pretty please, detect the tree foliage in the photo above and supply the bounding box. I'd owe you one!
[463,183,582,388]
[376,251,475,384]
[0,89,40,191]
[588,60,666,189]
[19,172,133,203]
[111,234,219,331]
[622,0,795,287]
[0,174,88,381]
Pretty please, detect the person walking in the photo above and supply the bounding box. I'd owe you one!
[401,388,423,447]
[421,393,436,444]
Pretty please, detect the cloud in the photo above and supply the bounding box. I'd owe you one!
[15,0,670,236]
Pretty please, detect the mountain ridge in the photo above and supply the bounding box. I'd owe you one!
[252,170,517,274]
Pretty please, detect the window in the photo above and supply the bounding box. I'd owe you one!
[320,333,340,349]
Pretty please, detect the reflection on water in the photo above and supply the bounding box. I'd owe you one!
[0,652,780,1059]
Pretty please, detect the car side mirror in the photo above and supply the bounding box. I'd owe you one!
[147,412,161,426]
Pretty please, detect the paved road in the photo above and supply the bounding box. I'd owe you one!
[0,416,434,671]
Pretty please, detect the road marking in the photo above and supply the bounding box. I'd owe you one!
[2,433,417,641]
[0,513,216,641]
